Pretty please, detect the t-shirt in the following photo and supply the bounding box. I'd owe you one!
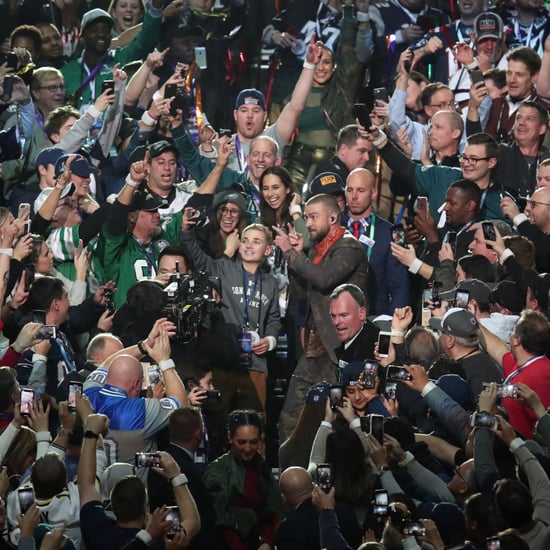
[502,351,550,438]
[460,351,503,397]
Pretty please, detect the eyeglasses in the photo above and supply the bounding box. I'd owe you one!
[37,84,66,93]
[427,101,458,110]
[524,198,550,208]
[454,465,466,482]
[220,207,240,217]
[458,155,491,166]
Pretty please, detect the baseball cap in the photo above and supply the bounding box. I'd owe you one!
[54,154,92,179]
[100,462,135,505]
[308,171,345,198]
[522,268,550,311]
[212,189,247,213]
[35,147,65,168]
[489,280,525,314]
[430,502,465,547]
[474,12,503,41]
[235,88,266,111]
[130,190,165,212]
[80,8,114,34]
[440,279,492,304]
[429,307,480,338]
[306,381,331,404]
[34,184,76,213]
[148,140,180,159]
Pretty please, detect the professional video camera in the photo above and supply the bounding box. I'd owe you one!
[162,263,221,344]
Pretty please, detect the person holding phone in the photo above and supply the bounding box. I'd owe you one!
[205,410,284,550]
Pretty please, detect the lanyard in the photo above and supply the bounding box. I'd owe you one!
[349,214,376,261]
[504,355,544,384]
[235,136,248,172]
[242,268,260,329]
[56,336,75,373]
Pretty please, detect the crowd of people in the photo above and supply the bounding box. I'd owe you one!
[0,0,550,548]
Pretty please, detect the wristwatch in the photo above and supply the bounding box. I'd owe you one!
[376,465,390,476]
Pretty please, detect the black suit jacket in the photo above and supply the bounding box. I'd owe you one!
[275,497,361,550]
[335,321,380,363]
[147,443,218,549]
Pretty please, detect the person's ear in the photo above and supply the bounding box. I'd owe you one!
[264,245,272,257]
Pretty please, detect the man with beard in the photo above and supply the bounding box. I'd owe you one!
[344,168,409,316]
[61,4,163,107]
[95,158,184,307]
[273,194,368,441]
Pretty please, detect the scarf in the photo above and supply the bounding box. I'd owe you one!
[312,226,345,264]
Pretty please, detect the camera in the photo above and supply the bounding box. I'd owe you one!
[205,389,222,403]
[162,269,221,344]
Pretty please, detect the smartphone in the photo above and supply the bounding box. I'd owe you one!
[444,230,457,254]
[352,103,370,127]
[455,289,470,309]
[194,46,207,69]
[22,219,31,236]
[486,538,501,550]
[1,75,13,102]
[32,310,46,324]
[377,332,391,357]
[329,385,343,410]
[369,413,385,444]
[373,87,388,103]
[385,381,397,400]
[165,506,181,540]
[77,238,84,256]
[470,69,485,85]
[68,381,82,412]
[373,489,388,516]
[36,325,57,340]
[17,487,34,514]
[387,365,412,382]
[416,14,435,33]
[317,463,332,493]
[482,221,496,248]
[218,128,233,139]
[362,361,378,389]
[0,52,18,70]
[18,202,31,220]
[391,224,408,248]
[431,281,443,308]
[164,83,178,99]
[147,365,161,386]
[103,288,116,315]
[402,521,427,537]
[20,388,35,416]
[470,411,498,430]
[482,383,518,399]
[23,264,35,293]
[205,389,222,403]
[414,195,428,212]
[101,79,115,94]
[135,452,161,468]
[422,288,431,309]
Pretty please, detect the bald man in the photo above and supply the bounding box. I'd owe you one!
[343,168,410,315]
[501,185,550,272]
[274,466,361,549]
[428,110,463,165]
[84,331,187,465]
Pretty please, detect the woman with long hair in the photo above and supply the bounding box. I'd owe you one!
[205,410,284,550]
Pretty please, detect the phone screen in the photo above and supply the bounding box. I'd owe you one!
[317,464,332,493]
[370,414,384,444]
[20,389,34,416]
[377,332,391,357]
[455,289,470,309]
[18,487,34,514]
[68,382,82,411]
[329,386,343,410]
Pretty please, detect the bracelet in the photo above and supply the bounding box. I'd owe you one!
[408,258,423,274]
[303,61,316,70]
[84,430,99,439]
[87,105,101,119]
[390,330,405,337]
[372,130,387,148]
[0,248,13,257]
[159,358,175,372]
[137,340,147,355]
[125,175,140,188]
[170,473,189,487]
[398,451,415,467]
[466,60,479,70]
[356,11,370,22]
[289,204,302,217]
[141,110,157,127]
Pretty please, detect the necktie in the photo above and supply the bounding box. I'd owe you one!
[352,221,361,239]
